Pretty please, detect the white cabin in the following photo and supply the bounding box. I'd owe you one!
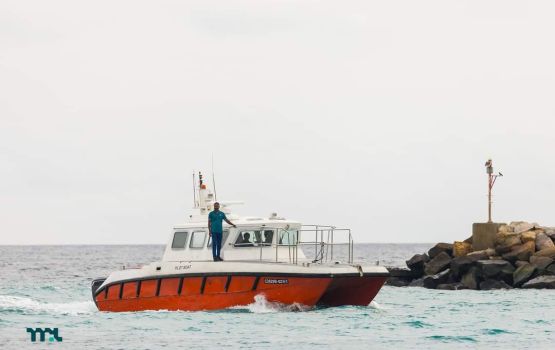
[162,173,307,263]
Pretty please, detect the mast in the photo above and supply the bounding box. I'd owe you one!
[197,171,215,215]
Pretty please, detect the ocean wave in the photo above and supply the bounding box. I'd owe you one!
[0,295,96,315]
[482,328,512,335]
[427,335,477,343]
[403,320,432,328]
[228,294,310,313]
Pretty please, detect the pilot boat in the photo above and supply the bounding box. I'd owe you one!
[91,173,389,312]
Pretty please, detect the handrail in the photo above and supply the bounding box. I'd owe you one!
[244,225,353,265]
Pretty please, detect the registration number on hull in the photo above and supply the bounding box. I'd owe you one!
[264,278,289,285]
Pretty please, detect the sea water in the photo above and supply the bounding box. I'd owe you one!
[1,244,554,349]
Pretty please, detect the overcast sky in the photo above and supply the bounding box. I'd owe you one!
[1,1,554,244]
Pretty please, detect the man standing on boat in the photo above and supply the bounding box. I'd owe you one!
[208,202,236,261]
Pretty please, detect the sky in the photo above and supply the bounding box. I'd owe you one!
[1,1,554,244]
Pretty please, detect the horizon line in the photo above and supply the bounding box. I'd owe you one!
[0,242,436,246]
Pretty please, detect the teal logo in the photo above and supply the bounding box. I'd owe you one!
[26,328,63,342]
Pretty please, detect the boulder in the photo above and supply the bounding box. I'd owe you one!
[533,247,555,259]
[386,277,411,287]
[498,224,514,234]
[424,252,451,275]
[512,222,535,234]
[423,269,451,289]
[406,254,429,274]
[521,231,537,243]
[495,234,522,254]
[513,263,537,287]
[450,256,476,278]
[544,227,555,238]
[517,241,536,260]
[437,282,466,290]
[428,243,454,259]
[479,279,512,290]
[502,241,535,263]
[461,266,481,290]
[450,249,493,278]
[453,241,472,257]
[408,278,425,287]
[476,260,513,278]
[515,260,529,268]
[498,263,516,285]
[388,267,420,278]
[535,232,555,251]
[522,276,555,289]
[530,256,554,271]
[544,264,555,275]
[468,248,495,257]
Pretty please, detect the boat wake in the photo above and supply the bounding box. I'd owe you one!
[0,295,96,315]
[229,294,311,313]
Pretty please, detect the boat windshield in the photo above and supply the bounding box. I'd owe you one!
[234,229,275,247]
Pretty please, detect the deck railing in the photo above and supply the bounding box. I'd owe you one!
[257,225,354,265]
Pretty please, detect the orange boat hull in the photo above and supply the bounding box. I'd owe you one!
[93,274,387,312]
[317,275,388,306]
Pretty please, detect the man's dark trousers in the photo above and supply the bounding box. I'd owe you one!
[212,232,222,259]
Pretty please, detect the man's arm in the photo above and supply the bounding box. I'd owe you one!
[224,217,236,228]
[208,218,212,236]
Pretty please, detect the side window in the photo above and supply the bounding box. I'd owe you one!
[253,231,262,245]
[261,230,274,245]
[207,230,229,247]
[278,230,298,246]
[172,232,189,249]
[234,230,256,247]
[190,231,207,249]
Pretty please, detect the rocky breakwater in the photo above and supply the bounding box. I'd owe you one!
[387,222,555,290]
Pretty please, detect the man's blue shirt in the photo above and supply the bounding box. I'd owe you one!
[208,210,227,233]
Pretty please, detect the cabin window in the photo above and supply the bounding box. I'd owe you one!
[260,230,274,245]
[171,232,189,249]
[207,230,229,247]
[278,229,298,246]
[234,230,256,247]
[189,231,207,249]
[234,229,275,247]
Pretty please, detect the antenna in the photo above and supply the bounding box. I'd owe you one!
[192,171,197,207]
[212,154,218,201]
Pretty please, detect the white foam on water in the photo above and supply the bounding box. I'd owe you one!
[0,295,96,315]
[231,294,310,313]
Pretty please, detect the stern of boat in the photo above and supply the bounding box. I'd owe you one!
[317,265,389,307]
